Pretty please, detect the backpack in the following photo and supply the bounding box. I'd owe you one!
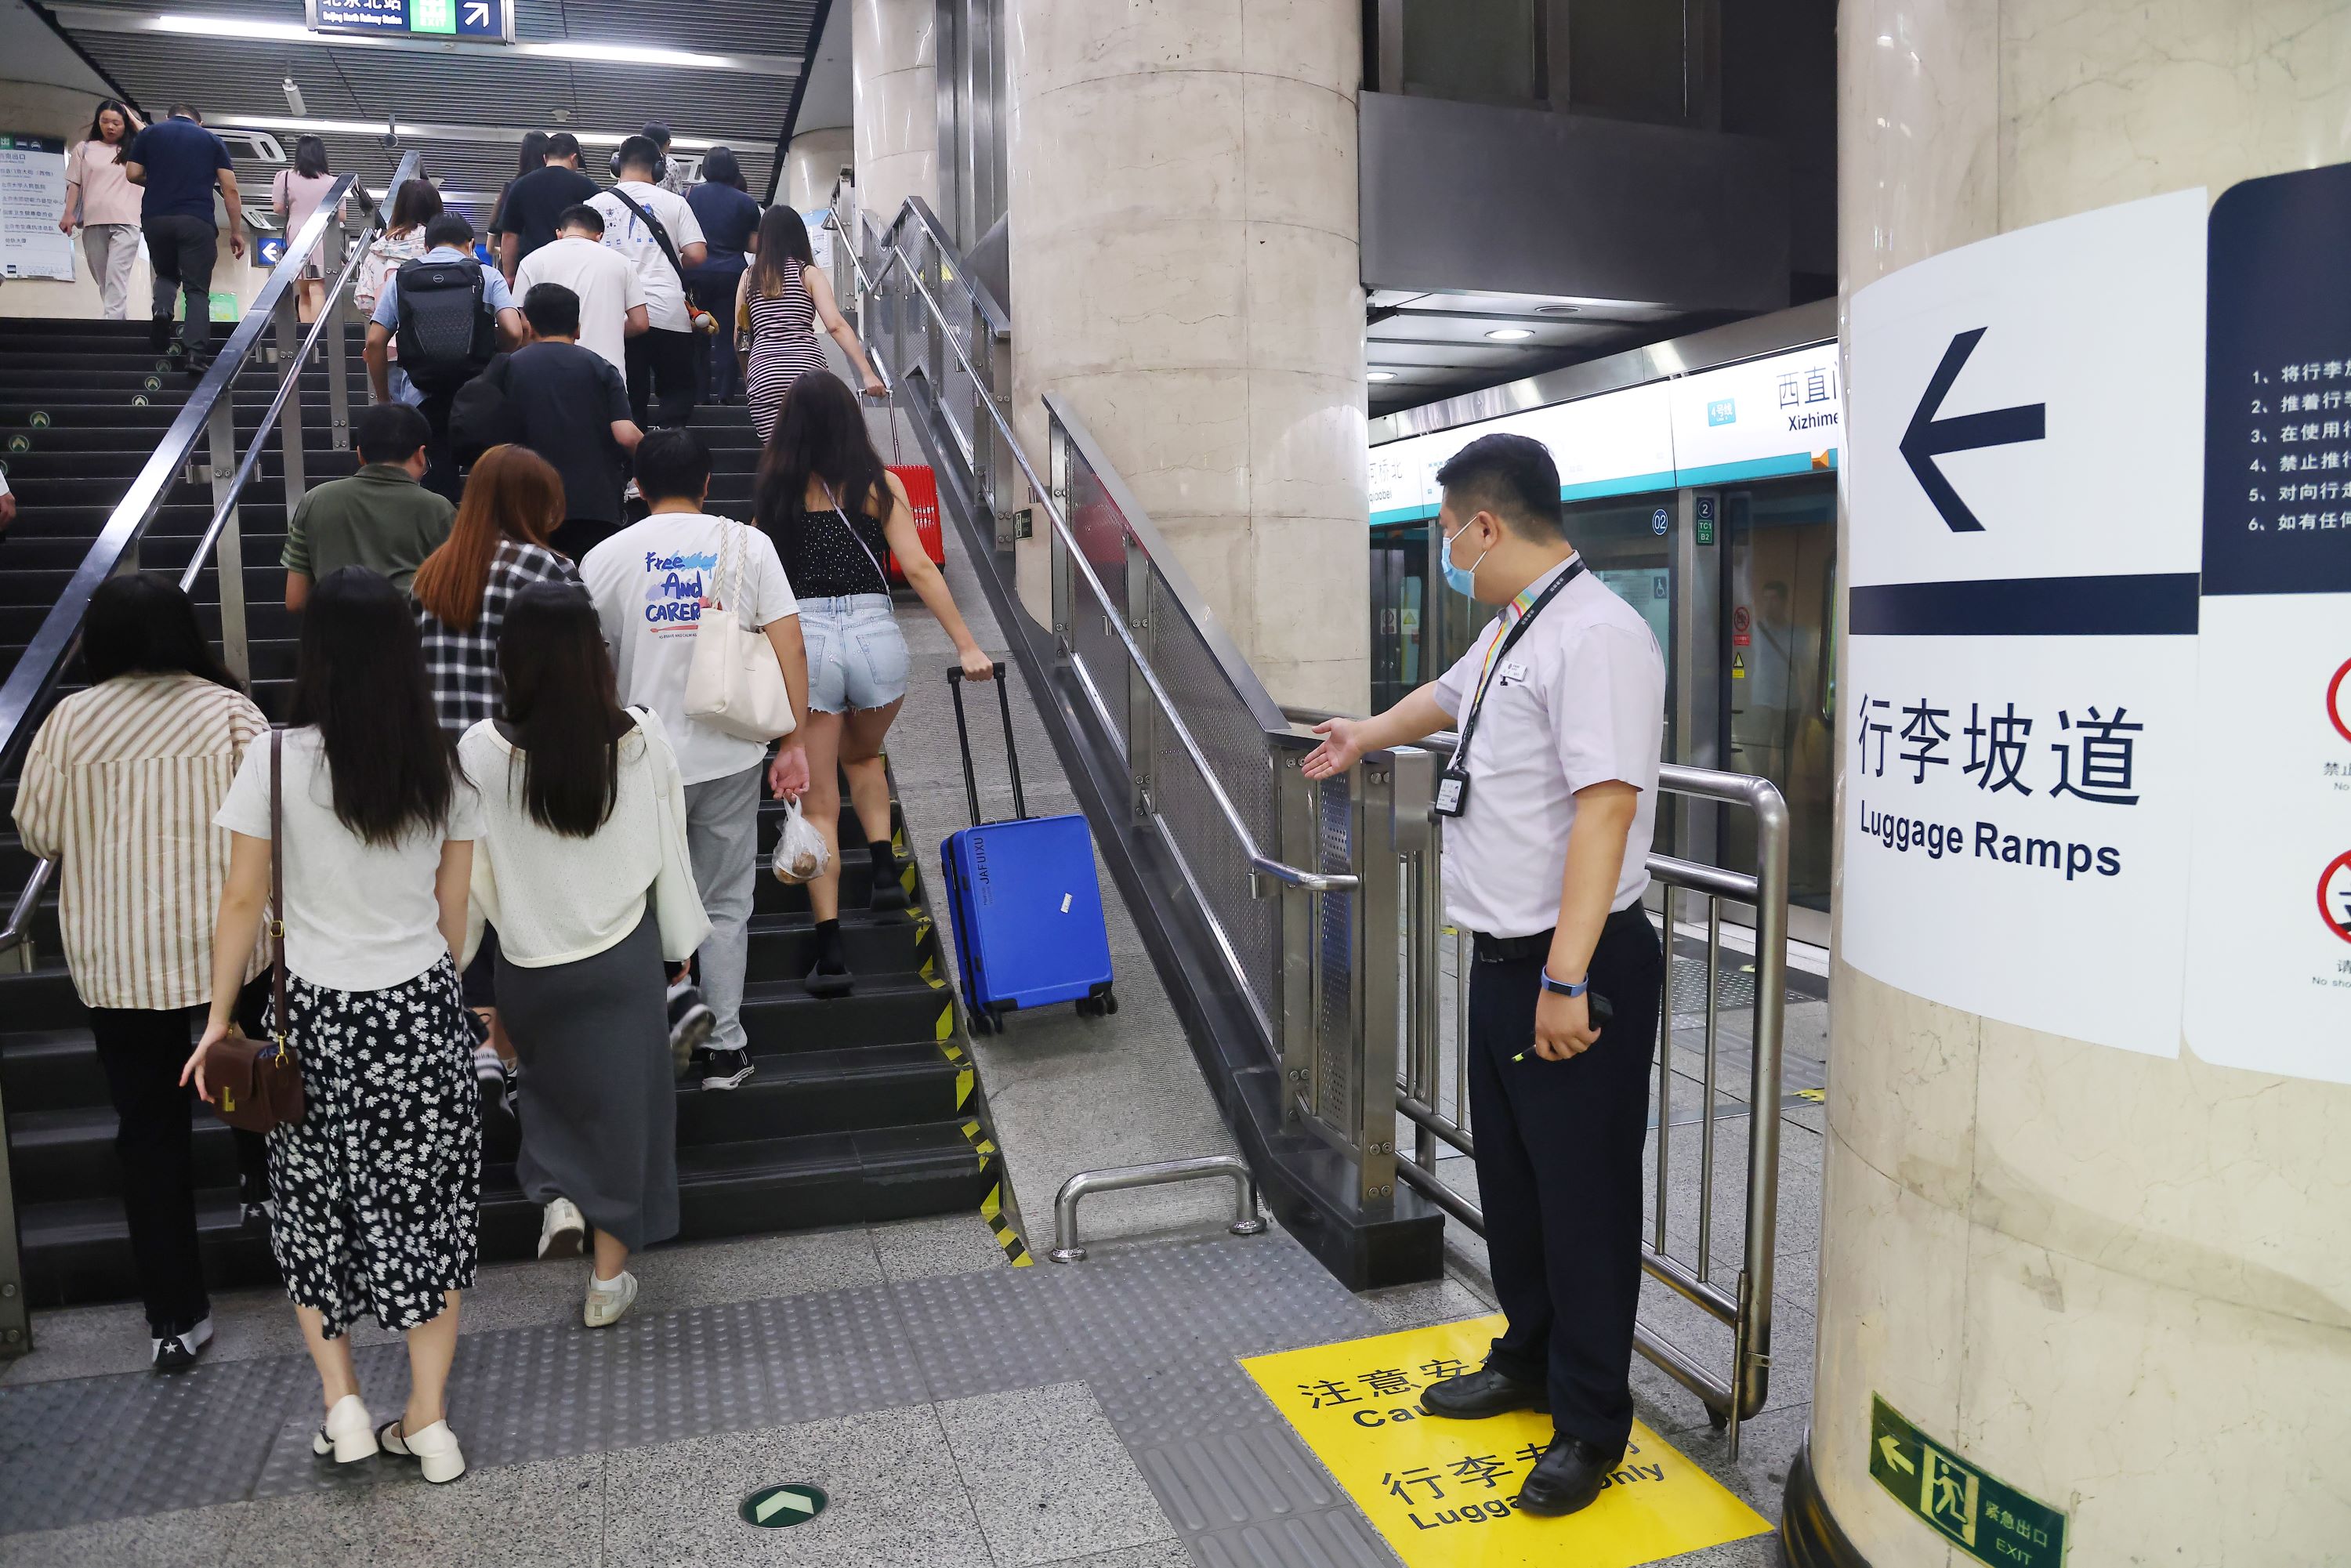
[394,257,497,395]
[448,353,519,466]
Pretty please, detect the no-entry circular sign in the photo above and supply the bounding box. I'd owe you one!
[2327,657,2351,745]
[2320,851,2351,945]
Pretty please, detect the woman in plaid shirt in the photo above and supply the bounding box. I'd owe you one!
[411,445,579,1111]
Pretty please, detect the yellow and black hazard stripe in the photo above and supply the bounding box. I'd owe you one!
[980,1180,1032,1266]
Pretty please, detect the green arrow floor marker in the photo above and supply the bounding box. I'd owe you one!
[741,1483,828,1528]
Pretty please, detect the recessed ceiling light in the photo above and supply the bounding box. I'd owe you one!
[1535,305,1580,315]
[1485,328,1534,342]
[1366,371,1396,382]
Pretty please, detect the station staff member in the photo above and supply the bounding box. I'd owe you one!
[1304,432,1665,1519]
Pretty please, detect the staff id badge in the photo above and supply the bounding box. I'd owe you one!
[1434,764,1470,818]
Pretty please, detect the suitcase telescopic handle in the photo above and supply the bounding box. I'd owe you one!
[946,663,1027,826]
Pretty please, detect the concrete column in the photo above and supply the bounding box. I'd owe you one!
[1004,0,1370,712]
[852,0,937,223]
[1809,4,2351,1563]
[782,128,856,213]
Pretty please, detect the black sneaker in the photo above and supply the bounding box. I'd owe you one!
[149,315,172,353]
[868,864,911,914]
[151,1315,212,1374]
[694,1047,755,1090]
[665,980,716,1077]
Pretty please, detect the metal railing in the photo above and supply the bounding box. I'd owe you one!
[0,152,418,1354]
[831,192,1793,1391]
[0,154,415,979]
[1290,704,1792,1457]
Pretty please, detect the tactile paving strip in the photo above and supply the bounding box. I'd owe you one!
[2,1229,1411,1566]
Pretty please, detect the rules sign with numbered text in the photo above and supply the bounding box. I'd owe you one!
[1844,189,2207,1055]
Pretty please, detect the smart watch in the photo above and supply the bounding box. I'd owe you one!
[1538,969,1589,998]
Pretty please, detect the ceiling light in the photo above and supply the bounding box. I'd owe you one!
[523,39,734,69]
[1366,371,1396,382]
[1535,304,1580,316]
[1484,328,1534,342]
[212,114,712,151]
[152,13,310,41]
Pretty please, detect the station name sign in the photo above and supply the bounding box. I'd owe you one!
[306,0,513,42]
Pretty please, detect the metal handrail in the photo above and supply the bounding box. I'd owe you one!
[0,152,418,969]
[854,205,1351,894]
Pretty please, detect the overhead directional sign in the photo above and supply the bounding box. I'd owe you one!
[1898,328,2048,532]
[1844,187,2207,1056]
[306,0,513,42]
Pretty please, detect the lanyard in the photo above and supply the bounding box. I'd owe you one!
[1448,557,1585,774]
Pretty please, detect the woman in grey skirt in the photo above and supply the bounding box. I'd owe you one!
[461,583,710,1327]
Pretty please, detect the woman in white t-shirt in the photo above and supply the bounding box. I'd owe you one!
[462,583,708,1328]
[271,136,347,323]
[187,568,481,1485]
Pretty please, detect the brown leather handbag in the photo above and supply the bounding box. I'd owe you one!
[210,729,305,1133]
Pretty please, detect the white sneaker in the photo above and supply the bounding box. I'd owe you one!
[310,1392,379,1464]
[538,1197,586,1259]
[584,1269,638,1328]
[379,1416,466,1483]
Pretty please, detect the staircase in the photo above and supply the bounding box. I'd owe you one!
[0,318,1000,1309]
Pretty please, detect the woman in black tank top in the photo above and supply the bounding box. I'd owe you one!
[753,373,995,995]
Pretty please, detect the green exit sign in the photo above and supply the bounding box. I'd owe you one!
[1870,1396,2067,1567]
[410,0,455,31]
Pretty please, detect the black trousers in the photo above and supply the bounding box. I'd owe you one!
[142,215,217,358]
[687,265,744,402]
[1466,904,1663,1454]
[416,389,461,503]
[626,327,701,429]
[85,989,270,1335]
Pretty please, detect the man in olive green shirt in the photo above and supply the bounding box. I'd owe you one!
[281,403,455,610]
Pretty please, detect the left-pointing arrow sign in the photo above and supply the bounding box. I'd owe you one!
[1900,326,2047,533]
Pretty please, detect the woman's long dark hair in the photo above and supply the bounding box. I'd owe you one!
[755,371,891,552]
[81,574,240,692]
[287,569,456,846]
[87,100,132,165]
[700,145,744,190]
[386,177,442,237]
[497,584,627,838]
[515,130,550,179]
[293,135,330,179]
[745,205,813,300]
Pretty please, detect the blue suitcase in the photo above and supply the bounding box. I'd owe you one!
[938,664,1117,1034]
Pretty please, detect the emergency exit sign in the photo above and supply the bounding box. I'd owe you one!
[307,0,512,42]
[1869,1396,2067,1568]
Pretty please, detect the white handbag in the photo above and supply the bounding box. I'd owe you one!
[683,521,798,742]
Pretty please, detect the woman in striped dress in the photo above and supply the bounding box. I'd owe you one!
[737,205,885,444]
[11,575,271,1372]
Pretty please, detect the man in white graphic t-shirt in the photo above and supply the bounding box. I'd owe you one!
[589,136,707,429]
[581,429,808,1092]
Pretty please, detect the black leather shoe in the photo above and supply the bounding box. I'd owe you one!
[1516,1436,1623,1516]
[1418,1366,1549,1419]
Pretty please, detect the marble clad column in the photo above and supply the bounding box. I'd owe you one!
[782,128,856,213]
[1003,0,1371,712]
[1814,2,2351,1562]
[853,0,938,222]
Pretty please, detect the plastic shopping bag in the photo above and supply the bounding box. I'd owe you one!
[771,797,831,885]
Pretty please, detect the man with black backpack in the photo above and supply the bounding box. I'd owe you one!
[589,136,708,430]
[364,212,524,499]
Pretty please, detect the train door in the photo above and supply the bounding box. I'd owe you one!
[1368,524,1429,714]
[1722,477,1837,914]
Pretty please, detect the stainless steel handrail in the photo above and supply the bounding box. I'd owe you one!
[0,152,418,972]
[855,208,1351,894]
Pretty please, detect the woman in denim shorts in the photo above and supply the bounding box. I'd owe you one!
[754,373,996,994]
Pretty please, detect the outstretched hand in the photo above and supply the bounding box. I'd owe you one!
[1300,717,1362,780]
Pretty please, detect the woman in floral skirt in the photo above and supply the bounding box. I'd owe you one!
[187,568,482,1484]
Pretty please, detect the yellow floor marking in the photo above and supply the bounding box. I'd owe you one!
[1244,1315,1770,1567]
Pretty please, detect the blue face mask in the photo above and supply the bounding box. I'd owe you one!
[1441,523,1490,598]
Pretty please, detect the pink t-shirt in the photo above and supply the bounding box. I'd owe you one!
[67,139,140,227]
[272,169,343,237]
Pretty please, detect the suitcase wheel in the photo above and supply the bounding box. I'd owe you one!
[1075,987,1118,1019]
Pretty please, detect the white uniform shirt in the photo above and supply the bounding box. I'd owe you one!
[513,234,647,374]
[1430,554,1666,937]
[588,180,705,333]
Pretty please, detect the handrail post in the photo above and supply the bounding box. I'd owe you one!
[273,285,307,510]
[206,397,249,686]
[1274,747,1319,1127]
[1733,780,1791,1432]
[1351,755,1409,1210]
[1125,535,1154,822]
[1048,423,1074,664]
[323,208,351,451]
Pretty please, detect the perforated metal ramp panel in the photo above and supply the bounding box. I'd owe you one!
[0,1232,1411,1566]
